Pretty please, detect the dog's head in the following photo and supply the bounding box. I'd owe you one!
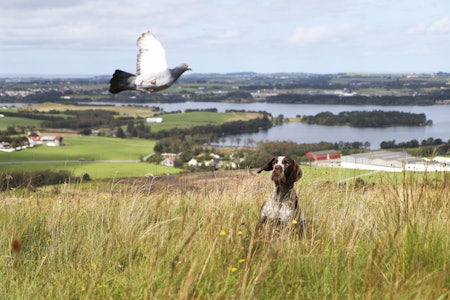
[257,156,302,187]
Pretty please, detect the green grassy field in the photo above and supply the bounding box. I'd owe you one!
[1,169,448,298]
[1,136,155,162]
[0,115,42,129]
[0,136,182,178]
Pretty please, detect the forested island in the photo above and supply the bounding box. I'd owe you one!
[299,110,432,127]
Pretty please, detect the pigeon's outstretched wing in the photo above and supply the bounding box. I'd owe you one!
[136,31,168,76]
[109,31,190,94]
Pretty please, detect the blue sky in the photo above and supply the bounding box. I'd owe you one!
[1,0,449,75]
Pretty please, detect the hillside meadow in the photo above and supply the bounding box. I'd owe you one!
[1,168,449,299]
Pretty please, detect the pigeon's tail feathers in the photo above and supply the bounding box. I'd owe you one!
[109,70,137,94]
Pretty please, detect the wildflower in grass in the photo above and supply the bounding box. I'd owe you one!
[237,231,243,236]
[238,259,246,263]
[291,219,298,225]
[229,267,237,272]
[219,230,226,236]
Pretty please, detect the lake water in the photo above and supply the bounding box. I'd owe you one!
[5,102,449,149]
[152,102,450,149]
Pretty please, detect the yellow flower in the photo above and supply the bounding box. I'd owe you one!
[291,219,298,225]
[238,259,246,263]
[229,267,238,272]
[237,231,243,236]
[219,230,226,236]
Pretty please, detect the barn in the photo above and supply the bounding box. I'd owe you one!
[306,150,341,161]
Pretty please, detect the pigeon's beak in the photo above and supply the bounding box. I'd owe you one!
[187,65,192,71]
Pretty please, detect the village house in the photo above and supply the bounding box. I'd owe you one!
[188,158,202,167]
[160,153,177,167]
[28,134,63,147]
[0,142,13,152]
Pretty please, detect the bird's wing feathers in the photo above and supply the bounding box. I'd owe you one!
[136,31,169,76]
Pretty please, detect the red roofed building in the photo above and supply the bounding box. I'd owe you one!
[306,150,341,161]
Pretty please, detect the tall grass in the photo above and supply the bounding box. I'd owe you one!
[1,170,449,299]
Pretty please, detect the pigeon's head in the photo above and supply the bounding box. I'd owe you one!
[181,63,192,71]
[171,64,192,81]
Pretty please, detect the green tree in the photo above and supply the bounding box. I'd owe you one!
[116,127,125,138]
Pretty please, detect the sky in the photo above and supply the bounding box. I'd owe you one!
[1,0,450,76]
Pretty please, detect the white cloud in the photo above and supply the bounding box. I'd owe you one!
[429,16,450,33]
[0,0,202,50]
[1,0,449,74]
[288,24,362,45]
[203,30,241,46]
[408,16,450,34]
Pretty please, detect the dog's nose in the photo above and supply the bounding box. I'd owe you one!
[274,165,282,171]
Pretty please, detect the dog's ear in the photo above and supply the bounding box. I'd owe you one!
[257,157,276,173]
[286,159,302,184]
[293,161,302,181]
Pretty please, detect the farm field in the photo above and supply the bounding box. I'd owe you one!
[143,111,262,132]
[0,136,182,178]
[1,167,449,298]
[0,114,42,129]
[9,102,262,132]
[1,136,155,162]
[16,102,158,118]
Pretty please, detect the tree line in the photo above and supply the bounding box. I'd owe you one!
[267,93,444,105]
[300,110,431,127]
[380,137,450,156]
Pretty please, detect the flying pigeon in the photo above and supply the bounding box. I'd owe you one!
[109,31,191,94]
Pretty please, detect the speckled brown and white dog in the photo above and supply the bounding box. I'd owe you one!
[257,156,306,230]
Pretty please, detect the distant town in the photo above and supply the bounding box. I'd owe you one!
[1,72,450,105]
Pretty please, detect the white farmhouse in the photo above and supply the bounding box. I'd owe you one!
[146,117,163,123]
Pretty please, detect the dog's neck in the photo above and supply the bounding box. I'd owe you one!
[274,184,294,202]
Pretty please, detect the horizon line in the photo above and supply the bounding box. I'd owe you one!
[1,71,449,79]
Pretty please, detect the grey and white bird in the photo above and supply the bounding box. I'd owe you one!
[109,31,191,94]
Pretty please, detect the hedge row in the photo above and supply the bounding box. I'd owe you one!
[0,170,90,191]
